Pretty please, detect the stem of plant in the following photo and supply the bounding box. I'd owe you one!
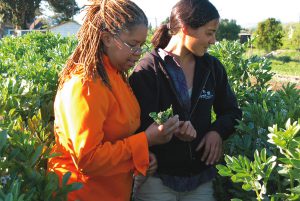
[289,171,294,197]
[252,181,262,201]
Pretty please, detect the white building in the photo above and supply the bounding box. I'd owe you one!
[49,21,81,37]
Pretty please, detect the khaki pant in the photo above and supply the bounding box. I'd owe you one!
[134,176,216,201]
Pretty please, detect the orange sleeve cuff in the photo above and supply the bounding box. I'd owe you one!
[128,132,149,176]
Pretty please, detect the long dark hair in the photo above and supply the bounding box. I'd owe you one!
[59,0,148,89]
[152,0,219,49]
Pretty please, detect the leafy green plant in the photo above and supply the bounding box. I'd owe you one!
[267,119,300,200]
[210,39,300,201]
[209,39,274,107]
[0,32,80,200]
[217,119,300,201]
[217,149,277,201]
[149,105,173,125]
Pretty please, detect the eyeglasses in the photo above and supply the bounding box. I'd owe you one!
[114,35,150,54]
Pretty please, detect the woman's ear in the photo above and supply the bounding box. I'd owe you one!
[101,32,114,47]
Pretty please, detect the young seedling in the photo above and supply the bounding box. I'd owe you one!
[149,105,173,125]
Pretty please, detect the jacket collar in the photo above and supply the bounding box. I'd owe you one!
[149,49,213,118]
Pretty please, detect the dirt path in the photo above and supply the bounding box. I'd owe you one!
[270,74,300,90]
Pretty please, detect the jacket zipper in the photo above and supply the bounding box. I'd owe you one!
[188,71,211,161]
[189,71,211,120]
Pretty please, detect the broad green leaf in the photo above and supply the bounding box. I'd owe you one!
[62,172,71,186]
[279,158,292,165]
[231,175,244,183]
[290,159,300,169]
[265,162,276,178]
[4,193,13,201]
[29,144,43,167]
[254,150,261,164]
[0,130,7,153]
[216,165,233,176]
[68,182,83,191]
[260,148,267,163]
[242,183,252,191]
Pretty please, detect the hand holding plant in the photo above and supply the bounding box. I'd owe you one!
[175,121,197,142]
[145,106,178,146]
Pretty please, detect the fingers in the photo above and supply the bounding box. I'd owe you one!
[149,153,155,163]
[147,162,157,175]
[175,121,197,142]
[163,115,179,135]
[146,115,179,146]
[198,131,223,165]
[159,117,177,134]
[164,115,179,126]
[205,143,219,165]
[187,125,197,139]
[147,153,157,175]
[178,121,185,127]
[207,141,223,165]
[179,121,189,135]
[201,140,210,162]
[196,138,205,151]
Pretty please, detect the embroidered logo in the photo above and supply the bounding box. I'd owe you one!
[199,89,214,100]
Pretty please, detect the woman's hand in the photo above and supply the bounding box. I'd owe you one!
[175,121,197,142]
[196,131,222,165]
[145,115,179,146]
[147,152,157,176]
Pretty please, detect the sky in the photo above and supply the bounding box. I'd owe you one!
[75,0,300,28]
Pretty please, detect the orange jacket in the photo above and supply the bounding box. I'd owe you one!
[48,56,149,201]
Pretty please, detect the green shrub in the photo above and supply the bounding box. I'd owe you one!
[217,119,300,201]
[0,32,81,200]
[210,40,300,201]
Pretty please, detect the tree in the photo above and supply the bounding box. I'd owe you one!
[282,23,300,50]
[47,0,80,22]
[292,23,300,50]
[254,18,284,52]
[0,0,41,29]
[216,19,241,41]
[0,0,79,29]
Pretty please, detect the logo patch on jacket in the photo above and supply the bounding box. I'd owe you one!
[199,89,214,100]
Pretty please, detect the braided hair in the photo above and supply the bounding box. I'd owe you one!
[59,0,148,89]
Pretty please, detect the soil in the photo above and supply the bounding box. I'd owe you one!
[269,74,300,90]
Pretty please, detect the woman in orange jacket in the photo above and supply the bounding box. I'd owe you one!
[47,0,179,200]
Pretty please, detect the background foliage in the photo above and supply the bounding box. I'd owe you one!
[209,39,300,201]
[282,23,300,51]
[0,32,81,200]
[216,19,241,41]
[0,0,79,29]
[253,18,284,52]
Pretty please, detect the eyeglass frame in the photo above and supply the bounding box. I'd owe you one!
[113,35,149,54]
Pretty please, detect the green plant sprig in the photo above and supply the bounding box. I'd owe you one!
[149,105,173,125]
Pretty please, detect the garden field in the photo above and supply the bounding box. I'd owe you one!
[0,32,299,201]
